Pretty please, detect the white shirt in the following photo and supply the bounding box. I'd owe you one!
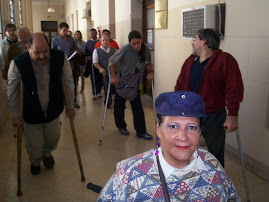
[92,46,111,64]
[157,147,208,179]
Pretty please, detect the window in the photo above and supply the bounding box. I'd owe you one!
[10,0,15,24]
[19,0,23,26]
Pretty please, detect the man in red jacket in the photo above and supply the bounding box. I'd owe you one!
[94,29,119,50]
[175,28,244,167]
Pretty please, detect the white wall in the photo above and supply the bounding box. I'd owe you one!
[64,0,88,41]
[91,0,142,47]
[115,0,131,46]
[154,0,269,167]
[91,0,110,31]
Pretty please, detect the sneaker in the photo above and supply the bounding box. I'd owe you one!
[92,95,97,100]
[31,164,40,175]
[118,128,129,135]
[43,155,55,169]
[74,103,80,108]
[97,93,102,97]
[137,133,153,140]
[80,90,84,93]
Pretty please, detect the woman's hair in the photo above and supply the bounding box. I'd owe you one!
[128,30,146,63]
[75,30,82,40]
[157,113,163,126]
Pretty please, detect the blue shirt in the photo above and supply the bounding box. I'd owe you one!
[51,35,77,57]
[83,39,98,56]
[190,56,210,93]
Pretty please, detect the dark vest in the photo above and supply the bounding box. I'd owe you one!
[96,47,116,71]
[14,49,65,124]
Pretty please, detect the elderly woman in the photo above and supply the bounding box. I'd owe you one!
[98,91,239,201]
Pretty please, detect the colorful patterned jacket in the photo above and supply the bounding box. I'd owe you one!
[98,149,239,201]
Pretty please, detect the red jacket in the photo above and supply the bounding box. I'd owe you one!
[175,49,244,116]
[94,39,119,50]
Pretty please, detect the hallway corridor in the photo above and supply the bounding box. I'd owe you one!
[0,79,268,201]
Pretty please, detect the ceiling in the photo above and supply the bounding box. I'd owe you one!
[32,0,65,6]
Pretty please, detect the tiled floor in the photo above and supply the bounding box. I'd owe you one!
[0,79,268,201]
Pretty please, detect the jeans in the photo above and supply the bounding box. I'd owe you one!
[80,65,85,91]
[114,92,147,135]
[201,108,227,167]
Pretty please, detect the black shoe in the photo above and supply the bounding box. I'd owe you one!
[137,133,153,140]
[31,164,40,175]
[118,128,129,135]
[43,155,55,169]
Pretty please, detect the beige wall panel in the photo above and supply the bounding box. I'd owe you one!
[115,19,131,47]
[154,0,269,170]
[226,80,269,166]
[65,0,88,41]
[248,38,269,84]
[225,0,269,37]
[32,5,64,33]
[14,0,20,27]
[109,0,115,39]
[21,0,33,31]
[115,0,131,46]
[1,0,11,27]
[130,0,142,33]
[91,0,109,31]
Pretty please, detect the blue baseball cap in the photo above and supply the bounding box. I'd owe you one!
[155,91,206,117]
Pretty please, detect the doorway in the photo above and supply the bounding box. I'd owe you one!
[41,21,58,47]
[142,0,154,96]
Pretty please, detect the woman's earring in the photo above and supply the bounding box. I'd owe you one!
[155,137,161,155]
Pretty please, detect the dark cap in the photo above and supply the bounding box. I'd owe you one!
[155,91,206,118]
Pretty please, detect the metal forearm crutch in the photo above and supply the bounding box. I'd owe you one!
[61,75,85,181]
[235,126,250,201]
[17,82,23,196]
[91,64,97,98]
[102,74,111,106]
[98,71,111,146]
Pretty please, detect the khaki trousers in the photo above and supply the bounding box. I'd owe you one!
[24,117,61,166]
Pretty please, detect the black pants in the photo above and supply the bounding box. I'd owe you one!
[90,67,102,95]
[201,108,226,167]
[114,92,147,135]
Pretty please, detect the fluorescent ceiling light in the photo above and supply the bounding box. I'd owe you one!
[48,7,55,12]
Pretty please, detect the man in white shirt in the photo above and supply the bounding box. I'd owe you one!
[93,35,116,107]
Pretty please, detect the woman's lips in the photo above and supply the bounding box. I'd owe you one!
[175,145,189,150]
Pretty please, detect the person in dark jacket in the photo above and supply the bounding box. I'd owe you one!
[175,28,244,167]
[7,33,75,175]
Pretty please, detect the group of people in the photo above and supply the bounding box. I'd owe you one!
[97,28,243,201]
[1,21,244,200]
